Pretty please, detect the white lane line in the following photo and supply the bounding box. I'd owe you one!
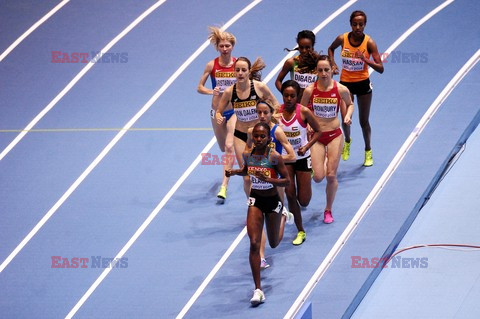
[0,0,70,62]
[63,1,263,318]
[286,51,479,319]
[0,0,167,161]
[285,4,480,319]
[176,227,248,319]
[369,0,454,75]
[0,127,212,133]
[0,0,169,272]
[177,1,359,318]
[65,138,218,319]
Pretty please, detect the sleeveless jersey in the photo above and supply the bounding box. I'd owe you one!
[231,81,259,122]
[270,124,283,154]
[247,148,278,190]
[280,104,309,159]
[309,81,341,119]
[340,32,370,82]
[210,57,236,93]
[290,56,317,89]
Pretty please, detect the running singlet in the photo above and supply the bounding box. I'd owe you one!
[309,81,341,119]
[281,103,309,159]
[247,148,277,190]
[270,124,283,154]
[210,57,236,93]
[340,32,370,82]
[290,56,317,89]
[231,81,259,122]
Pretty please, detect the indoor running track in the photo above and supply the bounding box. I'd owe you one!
[0,1,479,318]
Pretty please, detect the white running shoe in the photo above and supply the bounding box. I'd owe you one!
[282,207,294,225]
[260,258,270,269]
[250,288,265,306]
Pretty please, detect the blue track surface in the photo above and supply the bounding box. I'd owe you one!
[1,1,479,318]
[352,110,480,318]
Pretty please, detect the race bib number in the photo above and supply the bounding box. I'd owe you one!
[293,72,317,89]
[215,71,235,92]
[342,57,365,72]
[312,97,338,119]
[233,100,258,122]
[289,137,302,148]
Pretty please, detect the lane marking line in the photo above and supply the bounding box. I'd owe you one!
[177,1,359,318]
[0,0,70,62]
[287,50,478,319]
[0,0,169,272]
[285,10,480,319]
[64,1,262,318]
[0,127,212,133]
[66,138,218,319]
[369,0,454,76]
[176,227,248,319]
[0,0,167,161]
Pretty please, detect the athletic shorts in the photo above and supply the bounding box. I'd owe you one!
[286,155,312,172]
[234,129,248,142]
[248,192,283,214]
[340,78,372,96]
[317,128,342,146]
[210,109,234,122]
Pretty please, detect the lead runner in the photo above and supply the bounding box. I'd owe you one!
[226,122,290,306]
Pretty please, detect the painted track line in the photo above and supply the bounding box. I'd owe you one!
[176,227,248,319]
[0,0,70,62]
[176,1,359,318]
[369,0,454,76]
[285,2,477,318]
[0,0,170,273]
[64,1,262,318]
[65,138,218,319]
[0,0,167,162]
[287,51,478,319]
[0,127,212,133]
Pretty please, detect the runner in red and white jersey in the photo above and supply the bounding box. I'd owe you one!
[301,55,354,224]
